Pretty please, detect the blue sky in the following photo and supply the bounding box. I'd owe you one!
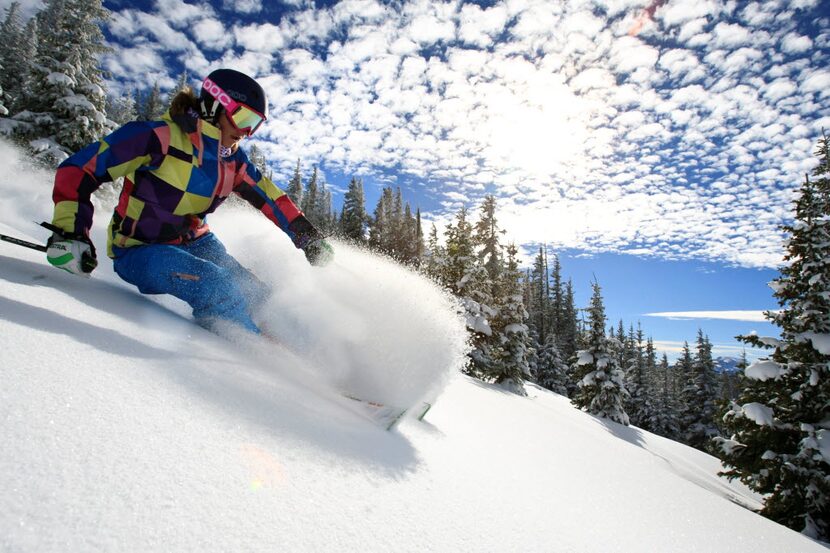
[5,0,829,359]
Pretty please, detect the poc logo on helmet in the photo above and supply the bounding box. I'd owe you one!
[203,78,234,109]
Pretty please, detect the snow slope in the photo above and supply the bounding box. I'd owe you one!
[1,140,826,552]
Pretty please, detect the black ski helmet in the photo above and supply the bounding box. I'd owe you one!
[199,68,268,127]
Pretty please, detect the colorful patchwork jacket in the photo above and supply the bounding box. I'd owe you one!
[51,110,321,257]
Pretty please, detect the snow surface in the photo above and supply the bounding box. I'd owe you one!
[742,403,776,426]
[1,139,827,552]
[799,331,830,355]
[745,359,786,381]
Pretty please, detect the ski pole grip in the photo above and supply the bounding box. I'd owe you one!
[39,221,69,237]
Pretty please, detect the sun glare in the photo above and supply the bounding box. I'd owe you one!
[481,85,591,181]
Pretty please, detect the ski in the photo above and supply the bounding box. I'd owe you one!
[342,394,408,431]
[416,401,432,421]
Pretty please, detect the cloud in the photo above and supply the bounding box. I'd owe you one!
[645,311,772,323]
[233,22,286,53]
[222,0,262,14]
[192,18,232,51]
[458,3,508,47]
[801,69,830,96]
[781,32,813,53]
[96,0,829,270]
[155,0,216,28]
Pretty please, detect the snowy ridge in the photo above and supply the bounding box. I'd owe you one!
[0,140,826,552]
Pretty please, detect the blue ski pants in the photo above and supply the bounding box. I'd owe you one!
[112,233,269,333]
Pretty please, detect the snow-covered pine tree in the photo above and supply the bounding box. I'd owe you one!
[571,280,629,425]
[173,70,190,94]
[301,166,321,224]
[681,330,720,450]
[369,187,393,253]
[716,135,830,540]
[675,341,694,442]
[340,177,367,244]
[613,320,627,368]
[318,184,333,234]
[490,243,532,395]
[0,61,7,117]
[13,0,110,162]
[401,203,420,265]
[474,195,503,286]
[422,223,445,282]
[287,159,304,206]
[105,90,137,126]
[470,195,507,380]
[443,207,495,378]
[720,350,746,402]
[560,279,579,364]
[413,208,424,265]
[246,144,269,176]
[550,253,565,350]
[0,2,26,114]
[528,246,550,346]
[135,81,164,122]
[624,323,652,430]
[0,17,39,136]
[391,188,405,256]
[651,353,680,439]
[536,330,570,396]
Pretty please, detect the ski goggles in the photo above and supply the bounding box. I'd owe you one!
[202,77,266,136]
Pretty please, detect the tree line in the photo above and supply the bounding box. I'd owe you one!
[319,140,829,540]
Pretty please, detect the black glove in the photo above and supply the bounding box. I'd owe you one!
[288,215,333,267]
[303,238,334,267]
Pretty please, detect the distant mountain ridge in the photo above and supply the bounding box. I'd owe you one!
[714,356,744,374]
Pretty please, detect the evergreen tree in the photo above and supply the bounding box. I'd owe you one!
[560,279,579,363]
[105,90,137,125]
[681,330,719,450]
[443,207,494,378]
[302,166,319,222]
[319,184,333,234]
[676,342,695,440]
[651,353,680,438]
[13,0,110,161]
[246,143,269,176]
[490,243,532,395]
[571,280,629,425]
[287,159,303,206]
[369,187,392,253]
[474,194,503,287]
[528,246,550,346]
[414,208,424,262]
[423,222,445,282]
[550,252,565,350]
[135,81,163,121]
[470,197,507,380]
[402,203,418,264]
[173,70,190,94]
[0,2,26,113]
[391,188,405,256]
[716,135,830,540]
[340,177,367,244]
[625,323,652,429]
[536,330,569,396]
[0,59,7,116]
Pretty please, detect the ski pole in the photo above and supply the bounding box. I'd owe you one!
[0,232,47,252]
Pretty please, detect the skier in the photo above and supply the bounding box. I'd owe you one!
[45,68,333,334]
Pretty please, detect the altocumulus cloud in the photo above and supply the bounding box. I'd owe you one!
[96,0,829,269]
